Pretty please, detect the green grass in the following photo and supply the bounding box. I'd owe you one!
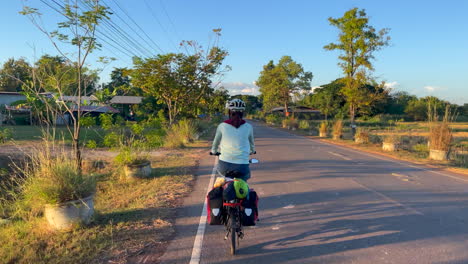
[0,149,200,263]
[1,125,105,143]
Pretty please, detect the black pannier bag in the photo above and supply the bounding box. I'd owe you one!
[241,189,259,226]
[207,187,224,225]
[223,181,236,201]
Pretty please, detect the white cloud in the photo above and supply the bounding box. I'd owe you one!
[384,81,399,89]
[221,82,260,95]
[424,86,439,92]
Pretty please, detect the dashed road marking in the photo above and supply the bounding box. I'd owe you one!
[328,151,352,160]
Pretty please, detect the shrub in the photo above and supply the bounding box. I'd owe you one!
[144,129,165,148]
[355,128,370,144]
[114,147,149,167]
[103,132,120,148]
[266,115,281,125]
[79,116,96,127]
[85,140,98,149]
[0,128,12,143]
[383,134,400,144]
[332,120,343,138]
[163,119,197,148]
[298,120,310,130]
[99,114,114,130]
[177,119,198,144]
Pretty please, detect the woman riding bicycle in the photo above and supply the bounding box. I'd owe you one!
[210,98,256,182]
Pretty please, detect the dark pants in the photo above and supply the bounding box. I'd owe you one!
[217,159,251,181]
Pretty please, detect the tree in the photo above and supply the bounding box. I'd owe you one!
[21,0,111,169]
[301,79,345,120]
[208,88,230,114]
[104,67,137,96]
[0,58,32,92]
[231,94,262,114]
[257,56,313,114]
[405,96,447,121]
[131,36,229,124]
[324,8,390,133]
[35,55,98,95]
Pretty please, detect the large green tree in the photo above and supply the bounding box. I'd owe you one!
[301,79,345,120]
[257,56,313,114]
[131,42,229,124]
[324,8,390,132]
[0,58,32,92]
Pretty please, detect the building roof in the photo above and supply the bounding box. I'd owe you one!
[58,95,98,103]
[71,105,119,114]
[271,106,321,113]
[0,92,23,95]
[109,96,143,104]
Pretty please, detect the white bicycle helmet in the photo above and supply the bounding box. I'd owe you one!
[225,98,246,111]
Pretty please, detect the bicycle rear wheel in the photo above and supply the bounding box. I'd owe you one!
[230,226,236,255]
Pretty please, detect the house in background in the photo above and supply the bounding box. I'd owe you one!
[271,106,322,119]
[0,92,26,106]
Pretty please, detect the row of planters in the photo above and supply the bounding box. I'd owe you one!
[0,118,211,232]
[263,113,460,163]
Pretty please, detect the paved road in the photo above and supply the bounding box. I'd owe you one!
[160,122,468,264]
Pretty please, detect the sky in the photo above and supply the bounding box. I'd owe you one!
[1,0,467,104]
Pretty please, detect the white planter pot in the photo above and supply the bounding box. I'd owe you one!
[429,149,448,161]
[124,160,152,179]
[382,142,397,151]
[44,194,94,231]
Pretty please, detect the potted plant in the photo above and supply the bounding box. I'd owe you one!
[382,134,400,151]
[319,121,328,137]
[428,122,452,160]
[428,105,453,161]
[332,120,343,140]
[355,128,370,144]
[18,151,96,231]
[115,147,151,179]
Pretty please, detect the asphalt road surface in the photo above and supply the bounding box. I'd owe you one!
[159,122,468,264]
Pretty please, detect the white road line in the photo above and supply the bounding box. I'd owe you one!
[315,139,468,183]
[328,151,352,160]
[352,180,424,216]
[189,158,218,264]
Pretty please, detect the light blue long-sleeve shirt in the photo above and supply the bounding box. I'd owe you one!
[211,122,255,165]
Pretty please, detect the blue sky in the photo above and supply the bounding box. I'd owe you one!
[1,0,467,104]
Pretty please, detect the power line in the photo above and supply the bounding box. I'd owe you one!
[105,0,164,54]
[143,0,178,52]
[41,0,144,61]
[76,0,154,57]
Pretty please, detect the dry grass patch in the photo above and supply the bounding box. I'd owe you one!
[0,146,204,264]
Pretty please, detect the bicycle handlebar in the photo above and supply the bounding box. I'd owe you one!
[210,151,256,156]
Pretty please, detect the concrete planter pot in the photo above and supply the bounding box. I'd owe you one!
[382,142,397,152]
[124,160,152,179]
[429,149,448,161]
[44,194,94,231]
[319,132,327,138]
